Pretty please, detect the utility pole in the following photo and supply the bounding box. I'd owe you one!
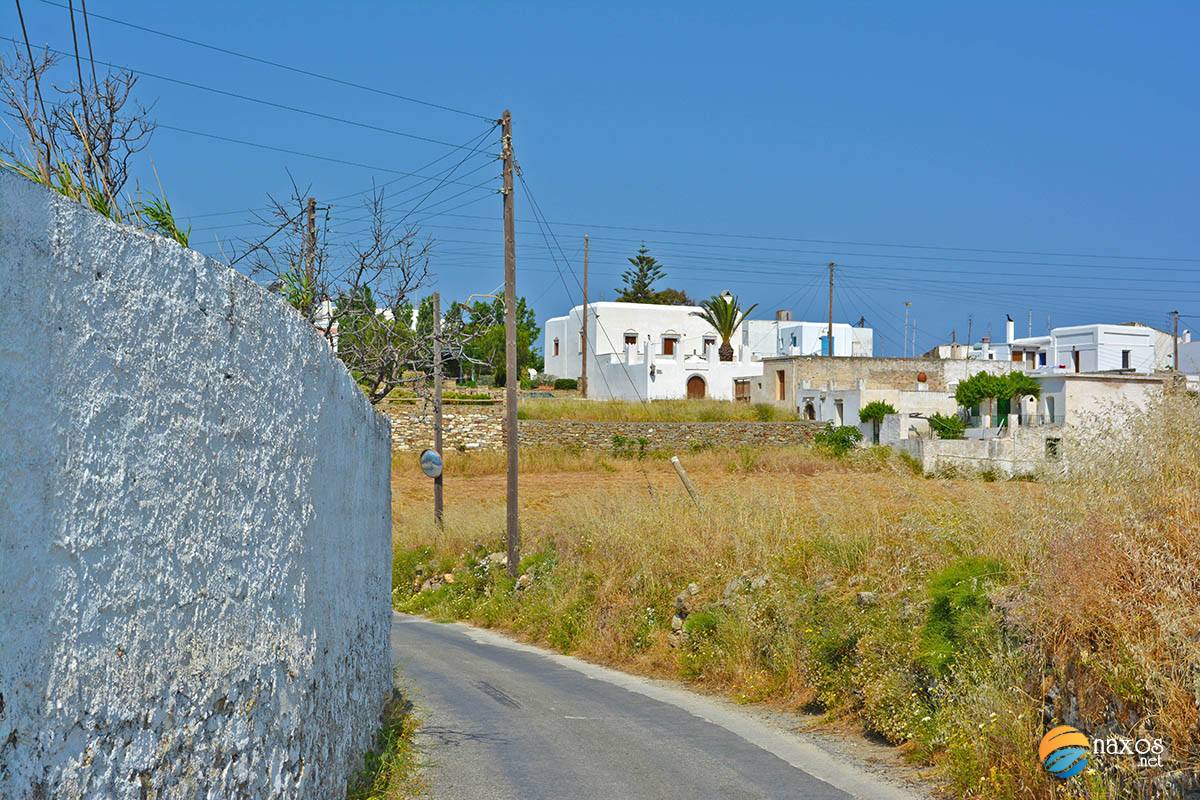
[580,234,589,398]
[912,320,918,358]
[1027,309,1033,337]
[827,262,835,357]
[1172,310,1180,371]
[432,292,444,528]
[967,316,973,346]
[903,301,912,357]
[501,110,519,578]
[305,197,316,283]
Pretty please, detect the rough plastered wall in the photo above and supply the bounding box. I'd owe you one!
[0,173,393,798]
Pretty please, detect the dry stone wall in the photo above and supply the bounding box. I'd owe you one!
[0,173,392,799]
[384,403,817,452]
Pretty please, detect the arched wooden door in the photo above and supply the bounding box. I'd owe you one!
[686,375,706,399]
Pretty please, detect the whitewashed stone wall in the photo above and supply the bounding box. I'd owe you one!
[0,174,393,798]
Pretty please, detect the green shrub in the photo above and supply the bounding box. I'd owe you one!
[611,434,650,459]
[813,423,863,456]
[928,412,967,440]
[917,557,1007,676]
[552,378,578,390]
[858,400,897,424]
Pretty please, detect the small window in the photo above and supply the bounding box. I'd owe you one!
[703,337,716,355]
[553,337,560,356]
[1045,437,1062,461]
[1038,352,1047,366]
[662,336,677,356]
[624,333,638,346]
[1121,349,1131,369]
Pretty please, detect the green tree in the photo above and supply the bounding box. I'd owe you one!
[954,372,1003,410]
[859,400,897,444]
[690,293,758,361]
[459,296,541,381]
[617,245,666,303]
[651,287,695,306]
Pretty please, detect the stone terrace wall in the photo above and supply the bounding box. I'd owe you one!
[520,420,819,451]
[384,401,503,451]
[0,174,392,799]
[383,402,818,452]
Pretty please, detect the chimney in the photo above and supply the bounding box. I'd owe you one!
[1005,315,1015,343]
[776,309,792,321]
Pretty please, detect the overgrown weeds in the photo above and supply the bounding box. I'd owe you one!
[346,690,425,799]
[517,398,800,422]
[392,394,1200,798]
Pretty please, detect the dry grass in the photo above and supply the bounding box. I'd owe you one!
[391,394,1200,799]
[516,397,799,422]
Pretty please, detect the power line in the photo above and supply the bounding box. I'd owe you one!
[1,36,497,153]
[35,0,495,122]
[158,123,495,187]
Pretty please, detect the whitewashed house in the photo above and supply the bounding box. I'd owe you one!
[946,318,1164,374]
[543,302,760,400]
[543,302,875,401]
[741,312,873,359]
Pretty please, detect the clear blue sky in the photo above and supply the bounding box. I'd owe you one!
[5,1,1198,355]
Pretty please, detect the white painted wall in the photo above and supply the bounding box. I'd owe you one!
[993,324,1157,373]
[0,174,393,799]
[583,341,764,401]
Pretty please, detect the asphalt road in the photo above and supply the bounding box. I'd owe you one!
[391,614,922,800]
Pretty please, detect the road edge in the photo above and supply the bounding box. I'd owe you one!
[394,613,927,800]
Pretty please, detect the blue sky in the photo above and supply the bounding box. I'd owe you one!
[4,1,1198,355]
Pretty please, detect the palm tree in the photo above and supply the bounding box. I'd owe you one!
[691,291,758,362]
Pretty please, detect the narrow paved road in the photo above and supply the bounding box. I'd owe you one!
[391,614,922,800]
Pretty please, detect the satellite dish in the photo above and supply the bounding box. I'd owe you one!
[419,449,443,479]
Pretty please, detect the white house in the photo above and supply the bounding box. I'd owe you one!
[543,302,874,401]
[741,314,873,359]
[543,301,762,401]
[950,317,1163,374]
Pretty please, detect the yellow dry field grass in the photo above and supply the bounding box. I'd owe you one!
[516,397,799,422]
[390,395,1200,799]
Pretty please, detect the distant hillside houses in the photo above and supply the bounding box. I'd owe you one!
[542,303,873,401]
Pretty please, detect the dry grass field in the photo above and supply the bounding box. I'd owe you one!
[516,397,800,422]
[391,394,1200,799]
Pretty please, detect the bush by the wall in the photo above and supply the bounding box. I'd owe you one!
[553,378,578,390]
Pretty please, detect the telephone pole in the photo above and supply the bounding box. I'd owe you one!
[826,262,835,357]
[501,110,519,578]
[580,234,589,398]
[903,301,912,358]
[304,196,316,313]
[1027,309,1033,337]
[432,292,444,528]
[1172,310,1180,371]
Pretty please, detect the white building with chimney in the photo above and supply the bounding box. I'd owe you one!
[947,316,1166,374]
[543,302,873,401]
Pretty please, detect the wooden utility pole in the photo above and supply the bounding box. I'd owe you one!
[580,234,589,398]
[304,197,316,286]
[501,110,519,578]
[1172,310,1180,371]
[432,292,444,528]
[826,262,835,357]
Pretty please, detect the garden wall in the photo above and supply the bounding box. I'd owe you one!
[0,173,393,799]
[383,403,819,453]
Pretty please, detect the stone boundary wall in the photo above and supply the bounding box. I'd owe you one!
[519,419,820,451]
[0,174,392,799]
[383,403,819,452]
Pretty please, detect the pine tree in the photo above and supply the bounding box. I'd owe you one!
[617,245,666,303]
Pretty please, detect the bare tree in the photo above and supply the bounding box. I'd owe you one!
[0,43,154,209]
[246,183,497,404]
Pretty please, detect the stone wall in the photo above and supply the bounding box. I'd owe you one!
[0,174,392,799]
[520,419,819,451]
[384,402,819,452]
[384,401,503,451]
